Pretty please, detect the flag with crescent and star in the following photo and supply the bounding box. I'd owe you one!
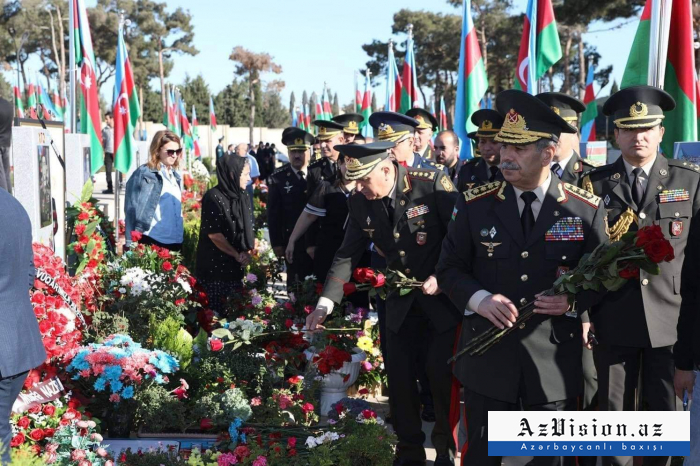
[113,19,141,174]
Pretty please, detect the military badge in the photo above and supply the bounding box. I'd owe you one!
[489,227,497,239]
[671,220,683,237]
[440,176,455,192]
[659,189,690,203]
[546,217,584,241]
[406,205,430,219]
[480,242,502,258]
[363,229,375,238]
[284,182,293,193]
[452,207,458,221]
[416,232,427,245]
[480,228,489,237]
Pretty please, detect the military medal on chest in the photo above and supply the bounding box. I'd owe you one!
[671,219,683,237]
[284,181,293,194]
[363,216,374,238]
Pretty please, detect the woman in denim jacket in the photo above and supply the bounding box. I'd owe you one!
[125,130,184,251]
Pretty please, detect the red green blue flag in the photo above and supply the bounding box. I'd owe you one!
[514,0,562,94]
[360,71,372,137]
[113,20,141,173]
[13,86,24,118]
[209,95,217,131]
[399,32,419,113]
[440,96,448,132]
[580,65,597,143]
[385,41,402,112]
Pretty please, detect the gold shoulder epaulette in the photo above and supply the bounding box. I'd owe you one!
[581,175,594,194]
[564,183,601,208]
[668,159,700,173]
[430,162,445,170]
[308,158,325,168]
[582,159,603,168]
[271,165,288,177]
[408,169,437,181]
[463,181,502,203]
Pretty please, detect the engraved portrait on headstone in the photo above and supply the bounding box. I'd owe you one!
[37,145,52,228]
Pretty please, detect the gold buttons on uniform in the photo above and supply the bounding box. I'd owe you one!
[521,251,529,259]
[520,298,527,305]
[639,213,646,219]
[562,256,567,260]
[675,212,680,217]
[400,200,406,206]
[405,268,411,274]
[399,250,406,257]
[521,274,528,282]
[642,278,649,286]
[394,232,400,239]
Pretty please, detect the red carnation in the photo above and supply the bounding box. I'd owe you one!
[288,376,301,385]
[208,338,224,352]
[162,261,173,272]
[370,273,386,288]
[29,428,44,441]
[285,319,294,329]
[301,402,315,414]
[74,224,86,236]
[352,267,375,283]
[157,248,170,259]
[361,409,377,419]
[175,298,186,306]
[43,405,56,416]
[77,212,89,221]
[10,432,25,447]
[343,283,357,296]
[43,427,56,437]
[130,231,143,242]
[16,416,30,429]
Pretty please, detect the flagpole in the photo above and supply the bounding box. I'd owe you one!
[114,12,126,245]
[68,0,76,133]
[527,0,538,94]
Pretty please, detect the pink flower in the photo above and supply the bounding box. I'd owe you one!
[97,448,108,457]
[301,403,314,414]
[76,420,89,428]
[90,433,103,442]
[361,361,373,371]
[71,449,87,461]
[78,460,93,466]
[109,394,121,403]
[250,397,262,406]
[252,456,268,466]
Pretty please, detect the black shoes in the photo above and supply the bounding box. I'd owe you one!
[433,455,454,466]
[102,189,114,194]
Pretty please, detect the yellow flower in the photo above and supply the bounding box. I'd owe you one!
[357,336,374,352]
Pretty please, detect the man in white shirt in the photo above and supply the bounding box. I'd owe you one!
[436,89,608,466]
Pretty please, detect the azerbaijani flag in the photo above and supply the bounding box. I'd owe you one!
[304,104,312,133]
[13,86,24,118]
[323,88,333,119]
[440,96,448,131]
[355,74,362,113]
[315,97,324,121]
[209,95,217,131]
[399,33,419,112]
[26,82,38,119]
[385,41,402,111]
[51,90,64,120]
[179,98,193,151]
[113,20,141,174]
[360,71,372,137]
[454,0,488,159]
[292,108,299,128]
[38,84,60,120]
[514,0,562,94]
[621,0,698,156]
[430,99,437,120]
[73,0,104,174]
[580,64,598,143]
[192,105,201,158]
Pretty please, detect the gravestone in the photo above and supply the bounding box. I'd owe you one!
[65,133,92,205]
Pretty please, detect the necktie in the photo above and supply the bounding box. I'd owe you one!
[299,171,306,181]
[551,163,562,178]
[631,167,644,208]
[383,196,395,221]
[520,191,537,239]
[489,166,499,182]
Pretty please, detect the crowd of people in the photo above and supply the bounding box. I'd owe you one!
[2,84,700,466]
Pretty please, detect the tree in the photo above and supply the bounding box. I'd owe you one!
[2,0,51,88]
[87,0,198,106]
[371,93,377,113]
[332,92,339,116]
[302,90,308,109]
[140,86,163,122]
[309,92,318,120]
[178,74,211,124]
[259,81,290,128]
[289,90,295,116]
[214,79,249,127]
[229,46,283,144]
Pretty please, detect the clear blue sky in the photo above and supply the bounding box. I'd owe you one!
[10,0,638,109]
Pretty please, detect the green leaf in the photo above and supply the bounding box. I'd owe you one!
[399,288,412,296]
[75,259,88,276]
[211,328,232,339]
[640,261,660,275]
[565,283,578,294]
[84,220,100,238]
[232,341,243,351]
[80,179,94,204]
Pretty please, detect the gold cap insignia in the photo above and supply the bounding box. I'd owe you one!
[379,123,394,137]
[348,121,358,130]
[481,120,493,130]
[319,126,328,134]
[629,101,649,118]
[504,109,527,131]
[551,106,560,115]
[294,138,304,146]
[345,157,362,169]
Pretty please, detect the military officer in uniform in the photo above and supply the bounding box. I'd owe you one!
[307,142,460,466]
[456,109,504,192]
[369,111,444,171]
[332,113,364,144]
[312,138,322,162]
[268,128,314,288]
[582,86,699,466]
[436,90,608,466]
[536,92,601,184]
[406,107,438,160]
[306,120,346,260]
[215,136,225,160]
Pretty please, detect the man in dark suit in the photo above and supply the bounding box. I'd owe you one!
[456,109,504,192]
[332,113,364,144]
[582,86,699,466]
[406,107,438,161]
[537,92,601,184]
[434,130,462,185]
[307,142,460,466]
[436,90,608,466]
[268,128,314,288]
[0,188,47,464]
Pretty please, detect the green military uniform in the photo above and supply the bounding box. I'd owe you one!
[582,85,699,466]
[436,90,608,466]
[456,109,504,192]
[321,142,460,464]
[268,129,314,287]
[407,107,438,161]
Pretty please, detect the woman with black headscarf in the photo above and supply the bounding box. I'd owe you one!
[196,154,254,314]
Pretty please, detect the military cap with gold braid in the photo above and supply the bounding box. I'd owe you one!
[282,127,314,151]
[368,111,419,143]
[332,113,364,135]
[313,120,345,141]
[603,85,675,129]
[494,89,576,145]
[467,109,504,139]
[406,107,438,131]
[334,141,396,181]
[536,92,586,127]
